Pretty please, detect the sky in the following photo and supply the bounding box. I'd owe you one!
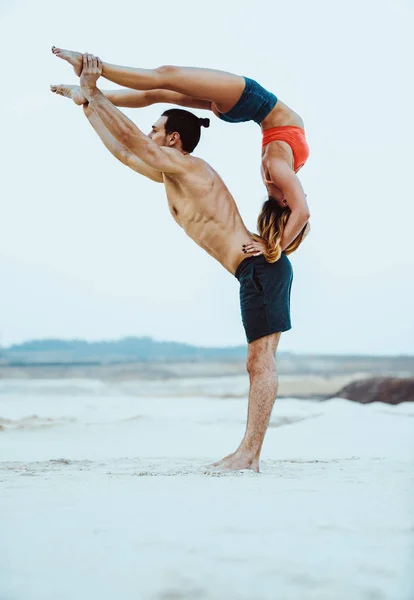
[1,0,413,354]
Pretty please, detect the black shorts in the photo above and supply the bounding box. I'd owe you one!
[235,254,293,344]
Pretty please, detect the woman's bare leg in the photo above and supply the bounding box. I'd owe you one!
[52,47,245,113]
[50,84,212,113]
[50,81,212,113]
[101,65,244,113]
[50,84,85,105]
[104,89,212,110]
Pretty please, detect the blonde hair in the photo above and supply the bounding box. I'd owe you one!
[253,197,308,263]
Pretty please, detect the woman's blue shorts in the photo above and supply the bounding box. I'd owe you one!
[219,77,277,125]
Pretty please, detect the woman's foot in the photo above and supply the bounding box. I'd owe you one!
[50,84,86,106]
[52,46,83,77]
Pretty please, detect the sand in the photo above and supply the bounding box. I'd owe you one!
[1,377,414,600]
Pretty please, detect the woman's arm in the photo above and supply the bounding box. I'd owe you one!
[267,159,310,250]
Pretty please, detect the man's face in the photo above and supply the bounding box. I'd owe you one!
[148,116,170,147]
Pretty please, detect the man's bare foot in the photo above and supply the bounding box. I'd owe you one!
[211,451,260,473]
[50,84,86,106]
[51,46,83,77]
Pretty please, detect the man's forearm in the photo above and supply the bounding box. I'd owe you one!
[83,86,152,158]
[82,102,163,182]
[83,103,130,164]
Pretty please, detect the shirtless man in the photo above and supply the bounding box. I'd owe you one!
[52,53,298,472]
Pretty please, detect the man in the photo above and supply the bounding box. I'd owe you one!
[51,53,295,472]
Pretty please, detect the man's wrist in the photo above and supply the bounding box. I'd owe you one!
[81,85,99,101]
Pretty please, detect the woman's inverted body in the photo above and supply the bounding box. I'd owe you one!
[52,47,310,260]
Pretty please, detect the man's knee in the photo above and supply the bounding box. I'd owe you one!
[155,65,179,84]
[246,352,276,379]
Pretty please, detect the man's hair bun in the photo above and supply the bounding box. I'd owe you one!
[199,118,210,128]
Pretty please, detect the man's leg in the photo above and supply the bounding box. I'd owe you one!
[212,333,281,473]
[51,47,244,113]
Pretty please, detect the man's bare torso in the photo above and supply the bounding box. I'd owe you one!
[162,155,252,274]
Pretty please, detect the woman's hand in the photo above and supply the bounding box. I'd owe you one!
[242,236,268,257]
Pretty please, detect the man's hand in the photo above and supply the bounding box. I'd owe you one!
[80,53,102,95]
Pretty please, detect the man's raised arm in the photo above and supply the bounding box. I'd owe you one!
[82,103,162,183]
[80,54,186,175]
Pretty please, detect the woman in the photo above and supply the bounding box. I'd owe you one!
[51,47,310,262]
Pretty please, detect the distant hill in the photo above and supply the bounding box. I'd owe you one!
[0,337,413,377]
[0,336,247,364]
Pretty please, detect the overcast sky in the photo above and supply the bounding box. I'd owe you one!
[1,0,413,354]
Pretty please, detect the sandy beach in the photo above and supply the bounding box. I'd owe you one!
[1,376,414,600]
